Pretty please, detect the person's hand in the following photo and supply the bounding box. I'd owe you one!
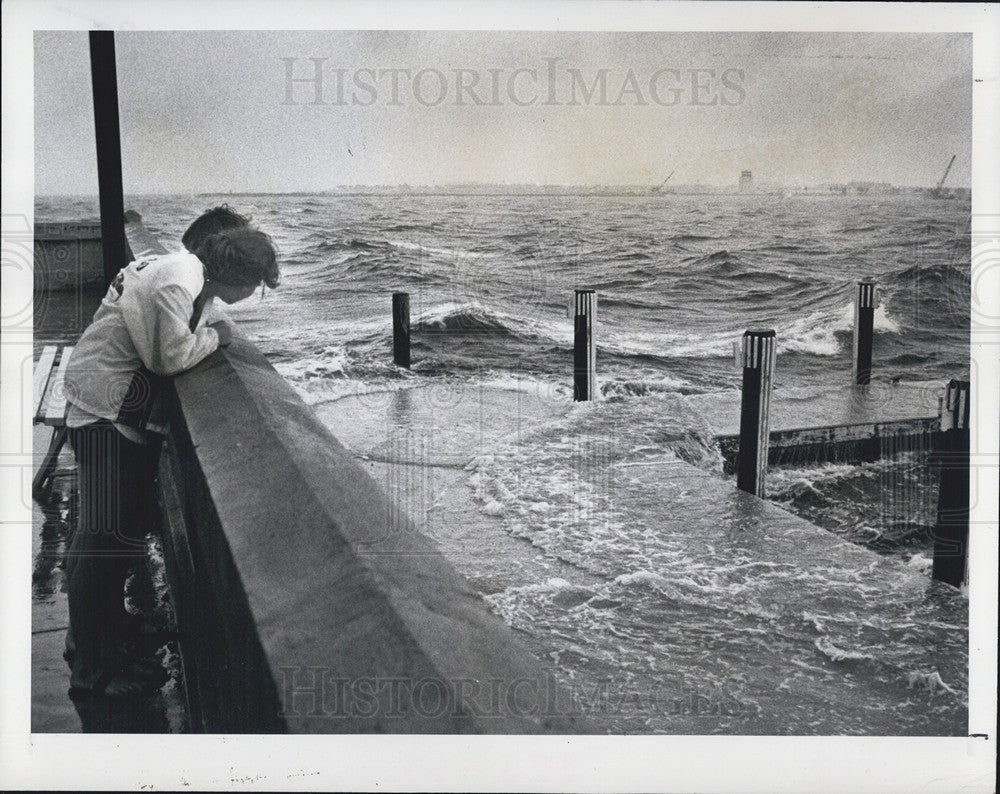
[209,320,233,347]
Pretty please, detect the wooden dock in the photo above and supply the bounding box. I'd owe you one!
[708,380,943,471]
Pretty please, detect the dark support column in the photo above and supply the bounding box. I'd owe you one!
[392,292,410,368]
[573,289,596,401]
[736,329,776,497]
[89,30,128,290]
[932,379,970,588]
[853,280,877,385]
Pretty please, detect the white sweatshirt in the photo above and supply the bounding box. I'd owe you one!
[65,250,220,441]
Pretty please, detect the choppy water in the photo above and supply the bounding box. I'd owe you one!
[36,191,970,733]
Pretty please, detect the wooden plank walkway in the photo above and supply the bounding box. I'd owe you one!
[32,345,74,502]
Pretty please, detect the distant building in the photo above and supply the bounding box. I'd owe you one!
[739,170,753,193]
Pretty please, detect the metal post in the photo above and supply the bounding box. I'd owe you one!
[932,379,970,587]
[89,31,128,289]
[852,280,877,385]
[392,292,410,368]
[573,289,596,401]
[736,329,776,497]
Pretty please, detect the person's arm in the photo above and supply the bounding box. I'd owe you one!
[200,297,229,326]
[200,298,235,345]
[123,283,220,376]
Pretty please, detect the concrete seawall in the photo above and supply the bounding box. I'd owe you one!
[157,336,595,732]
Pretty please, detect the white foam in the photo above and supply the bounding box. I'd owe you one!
[814,636,876,662]
[905,669,957,695]
[778,310,845,356]
[613,570,663,587]
[873,302,900,333]
[385,238,487,261]
[481,499,505,517]
[906,553,933,576]
[476,371,573,401]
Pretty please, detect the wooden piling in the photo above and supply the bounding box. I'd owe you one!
[852,280,877,385]
[573,289,596,401]
[736,329,776,497]
[392,292,411,368]
[89,31,128,290]
[932,379,970,588]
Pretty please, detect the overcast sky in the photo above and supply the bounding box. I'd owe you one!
[34,30,972,194]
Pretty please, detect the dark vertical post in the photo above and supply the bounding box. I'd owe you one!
[392,292,410,368]
[852,280,877,385]
[932,379,970,588]
[736,329,776,497]
[89,31,128,289]
[573,289,596,401]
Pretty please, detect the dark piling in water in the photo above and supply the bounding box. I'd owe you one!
[392,292,410,368]
[932,379,970,588]
[737,329,776,497]
[573,289,596,401]
[852,280,877,386]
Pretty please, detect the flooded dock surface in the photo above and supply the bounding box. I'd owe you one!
[316,384,968,734]
[706,380,941,439]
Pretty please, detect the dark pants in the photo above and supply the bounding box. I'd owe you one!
[65,421,162,688]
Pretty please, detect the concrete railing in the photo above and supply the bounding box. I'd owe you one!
[125,214,591,733]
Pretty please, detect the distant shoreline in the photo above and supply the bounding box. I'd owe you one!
[36,186,971,201]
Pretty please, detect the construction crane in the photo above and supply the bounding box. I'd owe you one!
[651,171,675,194]
[931,155,956,198]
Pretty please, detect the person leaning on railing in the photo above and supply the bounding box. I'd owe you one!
[61,207,280,698]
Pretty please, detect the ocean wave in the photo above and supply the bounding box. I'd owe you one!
[599,376,692,399]
[412,301,573,347]
[671,233,718,243]
[592,305,864,360]
[777,300,899,356]
[838,224,881,234]
[385,237,487,261]
[681,249,744,273]
[303,237,380,255]
[413,301,519,334]
[476,372,573,401]
[888,262,970,287]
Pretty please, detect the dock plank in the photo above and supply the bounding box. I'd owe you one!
[43,347,73,427]
[33,346,58,422]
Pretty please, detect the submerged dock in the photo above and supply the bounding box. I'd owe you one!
[314,382,968,734]
[709,380,943,471]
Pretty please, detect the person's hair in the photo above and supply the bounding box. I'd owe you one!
[182,205,250,252]
[195,227,280,289]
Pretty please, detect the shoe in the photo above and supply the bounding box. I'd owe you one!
[68,659,168,699]
[64,615,180,667]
